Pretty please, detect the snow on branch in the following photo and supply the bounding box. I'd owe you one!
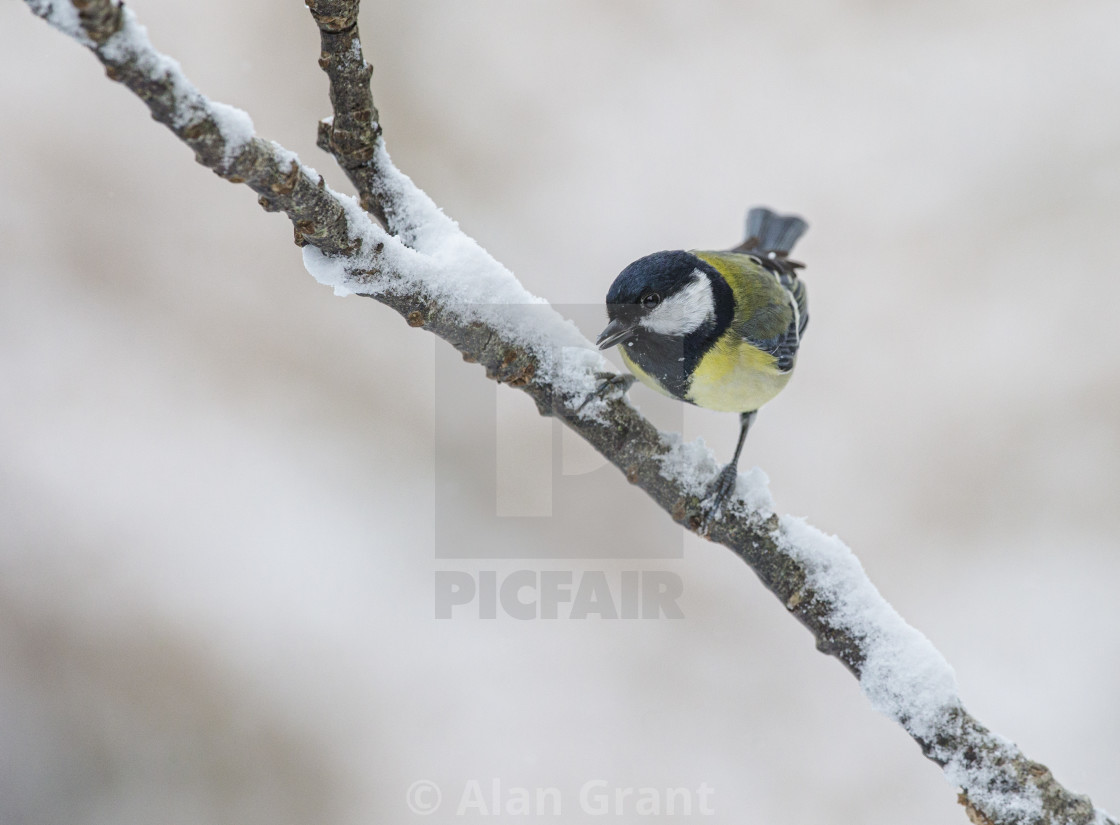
[24,1,1116,823]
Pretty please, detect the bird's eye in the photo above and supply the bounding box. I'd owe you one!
[642,292,661,309]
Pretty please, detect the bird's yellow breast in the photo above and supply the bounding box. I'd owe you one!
[620,337,792,413]
[685,338,792,413]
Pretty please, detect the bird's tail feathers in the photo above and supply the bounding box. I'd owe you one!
[741,207,808,256]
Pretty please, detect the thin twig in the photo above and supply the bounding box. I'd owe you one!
[305,0,388,227]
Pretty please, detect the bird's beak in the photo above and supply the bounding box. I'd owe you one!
[596,318,637,350]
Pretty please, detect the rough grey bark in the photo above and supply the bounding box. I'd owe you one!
[23,2,1115,823]
[306,0,386,227]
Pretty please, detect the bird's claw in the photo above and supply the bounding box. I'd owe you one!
[576,371,636,411]
[699,464,739,530]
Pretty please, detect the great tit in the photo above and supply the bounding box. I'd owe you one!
[595,207,809,516]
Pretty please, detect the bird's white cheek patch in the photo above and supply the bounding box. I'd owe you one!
[641,271,715,336]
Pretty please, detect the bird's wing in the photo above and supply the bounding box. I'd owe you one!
[695,251,808,373]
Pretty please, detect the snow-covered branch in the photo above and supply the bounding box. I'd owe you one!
[24,1,1116,823]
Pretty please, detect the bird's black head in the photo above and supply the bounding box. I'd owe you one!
[605,250,703,309]
[596,250,733,400]
[597,250,728,349]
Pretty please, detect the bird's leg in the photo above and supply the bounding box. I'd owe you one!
[576,371,637,411]
[702,410,757,521]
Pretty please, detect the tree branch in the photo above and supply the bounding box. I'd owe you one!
[306,0,433,248]
[24,2,1116,823]
[305,0,386,227]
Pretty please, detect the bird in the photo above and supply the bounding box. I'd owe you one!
[593,207,809,519]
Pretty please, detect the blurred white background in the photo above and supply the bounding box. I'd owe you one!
[2,1,1119,823]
